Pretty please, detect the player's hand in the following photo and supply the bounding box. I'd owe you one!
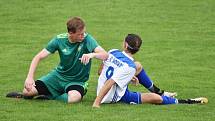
[24,78,35,92]
[92,103,100,108]
[79,53,94,65]
[92,99,101,108]
[131,76,139,86]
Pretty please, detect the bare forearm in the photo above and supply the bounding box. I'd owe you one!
[92,46,108,60]
[26,56,40,79]
[26,49,49,79]
[93,79,115,107]
[90,52,108,60]
[24,49,50,91]
[93,86,110,106]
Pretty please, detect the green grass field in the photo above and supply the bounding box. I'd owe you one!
[0,0,215,121]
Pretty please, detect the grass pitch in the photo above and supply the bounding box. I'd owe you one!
[0,0,215,121]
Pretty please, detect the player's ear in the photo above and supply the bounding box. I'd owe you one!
[123,40,128,50]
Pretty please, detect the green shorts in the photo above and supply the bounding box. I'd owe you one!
[38,71,88,99]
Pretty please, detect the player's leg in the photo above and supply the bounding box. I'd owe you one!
[24,80,53,99]
[135,62,163,95]
[135,62,176,97]
[120,88,142,104]
[6,80,49,99]
[67,85,86,103]
[141,93,208,104]
[56,85,86,103]
[55,91,82,103]
[55,93,68,102]
[120,88,177,105]
[141,93,163,104]
[141,93,178,104]
[6,90,35,99]
[135,62,164,95]
[177,97,208,104]
[68,90,82,103]
[6,72,58,99]
[6,82,39,99]
[121,88,207,105]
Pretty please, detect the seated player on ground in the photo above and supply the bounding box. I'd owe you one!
[93,34,208,108]
[98,61,177,98]
[6,17,108,103]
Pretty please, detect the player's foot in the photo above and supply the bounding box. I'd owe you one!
[6,91,34,99]
[163,91,177,97]
[188,97,208,104]
[6,92,23,98]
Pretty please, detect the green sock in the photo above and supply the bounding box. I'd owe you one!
[55,93,68,103]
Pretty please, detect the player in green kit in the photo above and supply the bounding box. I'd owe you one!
[6,17,108,103]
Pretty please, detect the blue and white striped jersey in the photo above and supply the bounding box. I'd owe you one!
[97,49,136,103]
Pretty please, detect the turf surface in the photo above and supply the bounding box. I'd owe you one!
[0,0,215,121]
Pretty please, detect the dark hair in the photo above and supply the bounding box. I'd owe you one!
[125,34,142,54]
[67,17,85,33]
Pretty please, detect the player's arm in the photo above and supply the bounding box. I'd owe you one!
[92,46,108,60]
[80,46,108,65]
[24,49,50,91]
[130,61,143,86]
[92,79,115,108]
[130,76,140,86]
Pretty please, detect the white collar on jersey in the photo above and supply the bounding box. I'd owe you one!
[122,51,134,61]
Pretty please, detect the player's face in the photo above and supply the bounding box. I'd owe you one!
[69,28,85,42]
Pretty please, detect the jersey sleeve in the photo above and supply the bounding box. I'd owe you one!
[108,49,118,54]
[111,67,136,88]
[45,37,58,53]
[85,34,99,52]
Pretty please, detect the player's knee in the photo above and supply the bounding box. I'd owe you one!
[150,93,163,103]
[68,90,82,104]
[153,97,163,103]
[141,93,163,104]
[135,61,142,75]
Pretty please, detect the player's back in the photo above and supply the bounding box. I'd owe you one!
[103,49,136,74]
[97,49,136,103]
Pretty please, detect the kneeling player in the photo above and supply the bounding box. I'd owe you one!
[93,34,208,108]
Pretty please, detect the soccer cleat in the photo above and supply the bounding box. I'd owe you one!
[6,92,24,98]
[188,97,208,104]
[6,91,34,99]
[163,91,177,97]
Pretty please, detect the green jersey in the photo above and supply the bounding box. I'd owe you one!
[45,33,98,83]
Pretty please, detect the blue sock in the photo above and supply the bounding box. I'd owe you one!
[137,69,153,89]
[161,96,178,104]
[137,69,164,95]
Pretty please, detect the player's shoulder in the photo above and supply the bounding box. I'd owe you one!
[108,49,136,69]
[84,33,96,41]
[56,33,68,39]
[108,49,120,53]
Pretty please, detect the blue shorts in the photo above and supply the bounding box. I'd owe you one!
[120,88,142,104]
